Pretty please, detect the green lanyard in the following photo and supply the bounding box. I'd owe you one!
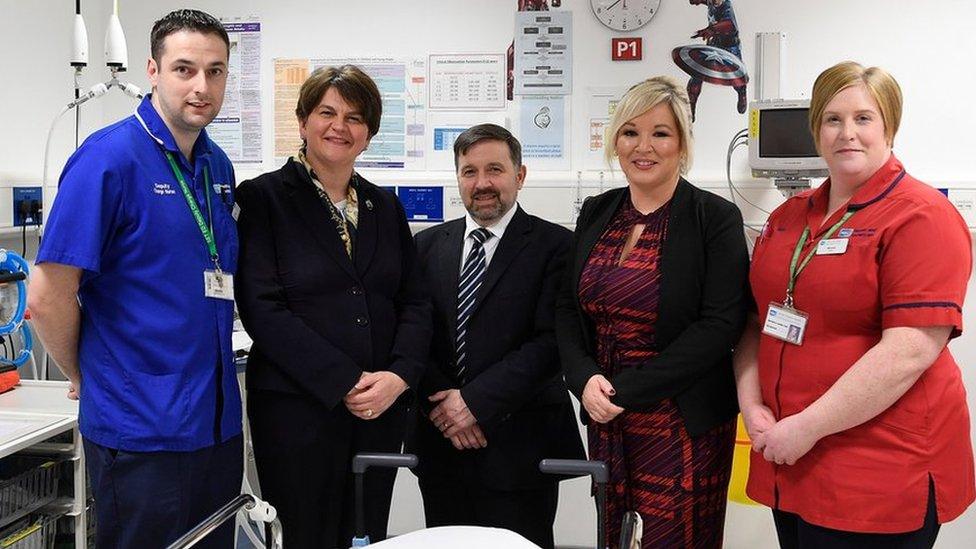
[164,151,220,271]
[784,210,855,308]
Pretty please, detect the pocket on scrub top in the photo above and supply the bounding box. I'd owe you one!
[121,369,188,440]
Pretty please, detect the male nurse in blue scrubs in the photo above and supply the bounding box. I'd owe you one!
[29,10,242,548]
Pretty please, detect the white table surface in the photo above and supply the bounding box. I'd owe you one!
[366,526,540,548]
[0,380,78,457]
[0,380,77,415]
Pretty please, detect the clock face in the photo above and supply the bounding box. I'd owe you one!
[590,0,661,32]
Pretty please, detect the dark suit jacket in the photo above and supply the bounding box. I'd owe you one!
[235,158,431,410]
[410,207,585,490]
[556,180,749,437]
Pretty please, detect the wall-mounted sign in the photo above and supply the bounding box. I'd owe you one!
[611,37,642,61]
[398,186,444,222]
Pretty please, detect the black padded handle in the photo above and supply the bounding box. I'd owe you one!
[353,453,419,540]
[352,452,418,474]
[0,271,26,284]
[539,459,608,484]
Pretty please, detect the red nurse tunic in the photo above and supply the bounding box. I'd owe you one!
[746,154,975,533]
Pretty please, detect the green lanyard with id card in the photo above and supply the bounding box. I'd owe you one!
[761,210,855,345]
[164,151,234,301]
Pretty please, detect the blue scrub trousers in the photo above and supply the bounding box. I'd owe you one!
[84,435,243,549]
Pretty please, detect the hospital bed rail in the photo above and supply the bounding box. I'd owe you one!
[166,493,282,549]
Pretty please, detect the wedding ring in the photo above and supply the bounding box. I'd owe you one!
[365,409,373,418]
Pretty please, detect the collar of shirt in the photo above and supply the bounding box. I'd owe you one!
[134,94,213,168]
[461,203,519,269]
[806,153,905,234]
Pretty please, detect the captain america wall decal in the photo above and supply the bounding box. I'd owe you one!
[672,0,749,121]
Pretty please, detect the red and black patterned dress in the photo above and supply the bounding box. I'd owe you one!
[578,198,735,548]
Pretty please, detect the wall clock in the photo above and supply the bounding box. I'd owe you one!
[590,0,660,32]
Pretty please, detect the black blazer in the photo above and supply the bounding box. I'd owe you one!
[235,158,431,410]
[556,180,749,437]
[409,207,585,489]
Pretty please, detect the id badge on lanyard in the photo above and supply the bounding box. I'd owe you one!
[204,270,234,300]
[762,301,809,345]
[165,152,234,301]
[761,211,854,345]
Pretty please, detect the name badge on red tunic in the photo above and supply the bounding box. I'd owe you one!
[763,302,808,345]
[816,238,849,255]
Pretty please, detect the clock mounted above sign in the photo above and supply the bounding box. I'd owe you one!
[590,0,661,32]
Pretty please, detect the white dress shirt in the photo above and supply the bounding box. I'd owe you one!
[460,203,519,271]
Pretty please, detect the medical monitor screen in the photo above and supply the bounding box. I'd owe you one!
[759,108,818,158]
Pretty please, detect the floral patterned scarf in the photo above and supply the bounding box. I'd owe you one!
[295,149,359,258]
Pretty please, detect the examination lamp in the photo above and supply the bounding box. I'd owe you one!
[71,12,89,67]
[43,2,144,231]
[71,1,89,150]
[105,9,128,70]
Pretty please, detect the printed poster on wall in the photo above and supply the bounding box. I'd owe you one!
[427,111,508,171]
[429,53,506,110]
[518,95,570,171]
[210,18,263,163]
[514,10,572,96]
[273,59,308,161]
[585,87,627,171]
[273,57,427,170]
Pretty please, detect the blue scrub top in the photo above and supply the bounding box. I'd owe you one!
[37,95,242,452]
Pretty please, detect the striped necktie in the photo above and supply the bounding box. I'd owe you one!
[455,227,493,383]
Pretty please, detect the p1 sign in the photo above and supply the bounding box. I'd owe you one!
[612,38,642,61]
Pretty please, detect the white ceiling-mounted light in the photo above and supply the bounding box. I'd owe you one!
[71,12,89,67]
[104,1,128,70]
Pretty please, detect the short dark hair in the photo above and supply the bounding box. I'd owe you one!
[453,124,522,170]
[295,65,383,138]
[151,9,230,64]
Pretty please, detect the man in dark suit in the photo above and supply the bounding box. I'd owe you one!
[411,124,585,549]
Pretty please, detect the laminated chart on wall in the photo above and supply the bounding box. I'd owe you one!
[210,18,263,163]
[274,57,428,170]
[514,10,572,96]
[429,54,506,111]
[273,59,310,160]
[585,87,628,171]
[427,111,507,171]
[518,95,570,171]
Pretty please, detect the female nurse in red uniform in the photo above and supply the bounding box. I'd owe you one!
[734,61,975,548]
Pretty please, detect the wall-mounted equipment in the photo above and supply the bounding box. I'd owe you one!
[748,99,827,196]
[12,187,42,227]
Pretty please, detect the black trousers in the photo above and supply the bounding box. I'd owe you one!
[773,479,940,549]
[248,389,407,549]
[84,435,243,549]
[418,463,560,549]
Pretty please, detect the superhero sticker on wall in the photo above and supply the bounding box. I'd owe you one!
[672,0,748,121]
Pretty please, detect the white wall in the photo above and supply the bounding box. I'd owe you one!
[3,1,976,547]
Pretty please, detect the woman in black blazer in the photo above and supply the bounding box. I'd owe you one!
[235,65,430,548]
[555,76,749,548]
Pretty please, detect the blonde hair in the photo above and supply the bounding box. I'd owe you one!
[809,61,902,150]
[604,75,694,174]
